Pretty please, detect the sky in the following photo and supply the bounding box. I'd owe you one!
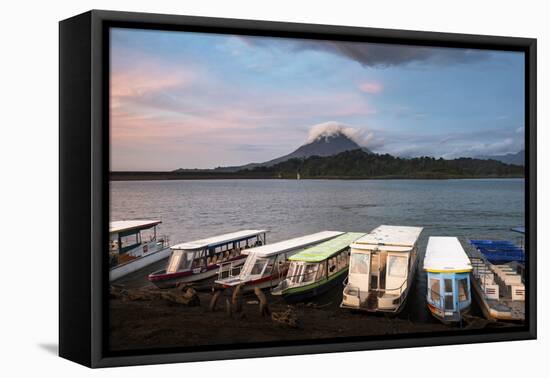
[110,28,525,171]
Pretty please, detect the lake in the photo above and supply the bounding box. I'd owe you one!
[110,178,525,322]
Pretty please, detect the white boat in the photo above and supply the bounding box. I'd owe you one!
[109,220,170,282]
[423,237,473,323]
[341,225,423,313]
[215,231,344,292]
[148,230,267,288]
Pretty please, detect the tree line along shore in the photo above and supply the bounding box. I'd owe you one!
[111,150,524,181]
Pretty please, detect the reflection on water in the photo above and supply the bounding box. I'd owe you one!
[110,178,524,321]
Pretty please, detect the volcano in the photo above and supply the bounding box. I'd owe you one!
[215,131,371,172]
[264,131,371,166]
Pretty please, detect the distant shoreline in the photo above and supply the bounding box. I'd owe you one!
[110,171,525,182]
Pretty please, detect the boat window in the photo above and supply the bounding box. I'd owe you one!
[192,250,206,268]
[250,257,269,275]
[120,232,140,253]
[429,278,441,302]
[458,278,469,301]
[387,255,407,278]
[336,254,342,270]
[279,257,289,273]
[444,278,453,293]
[316,262,326,280]
[445,294,454,310]
[287,262,297,279]
[167,250,184,273]
[140,227,156,242]
[291,264,303,283]
[350,253,369,275]
[265,257,275,274]
[328,258,337,275]
[303,264,318,283]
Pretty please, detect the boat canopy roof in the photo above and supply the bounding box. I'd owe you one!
[243,231,344,258]
[109,220,162,234]
[171,230,267,250]
[289,232,365,262]
[351,225,423,252]
[423,237,472,272]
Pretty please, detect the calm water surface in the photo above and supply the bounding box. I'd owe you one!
[111,178,525,322]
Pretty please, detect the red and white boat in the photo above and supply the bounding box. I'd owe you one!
[148,230,267,288]
[215,231,344,293]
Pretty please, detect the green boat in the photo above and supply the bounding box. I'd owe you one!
[271,232,365,302]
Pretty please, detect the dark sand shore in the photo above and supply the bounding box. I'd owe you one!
[109,285,512,352]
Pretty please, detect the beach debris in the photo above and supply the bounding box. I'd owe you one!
[254,287,270,316]
[306,302,332,309]
[160,286,200,307]
[125,288,159,301]
[175,282,192,291]
[271,307,299,328]
[110,284,201,306]
[110,286,161,302]
[232,284,244,313]
[209,289,223,312]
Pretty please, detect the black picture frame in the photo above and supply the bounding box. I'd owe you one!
[59,9,537,368]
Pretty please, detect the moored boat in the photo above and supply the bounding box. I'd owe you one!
[215,231,344,293]
[341,225,423,313]
[465,240,525,321]
[423,237,473,324]
[148,230,267,288]
[272,232,365,302]
[109,220,170,282]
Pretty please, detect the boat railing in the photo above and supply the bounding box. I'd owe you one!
[156,235,170,249]
[273,271,317,292]
[342,276,408,312]
[371,279,408,312]
[217,261,242,280]
[342,276,362,300]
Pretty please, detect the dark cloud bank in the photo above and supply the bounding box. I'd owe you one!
[240,36,491,67]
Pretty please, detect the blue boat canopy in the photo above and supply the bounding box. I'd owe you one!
[469,239,525,263]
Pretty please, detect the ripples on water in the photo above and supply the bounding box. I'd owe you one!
[110,178,525,322]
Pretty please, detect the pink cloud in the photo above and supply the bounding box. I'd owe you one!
[358,81,383,94]
[110,63,195,111]
[109,60,378,169]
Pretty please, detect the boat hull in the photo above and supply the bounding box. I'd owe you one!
[427,302,470,324]
[109,246,171,282]
[277,268,348,303]
[470,273,523,322]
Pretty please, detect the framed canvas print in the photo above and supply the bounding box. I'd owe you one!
[59,10,536,368]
